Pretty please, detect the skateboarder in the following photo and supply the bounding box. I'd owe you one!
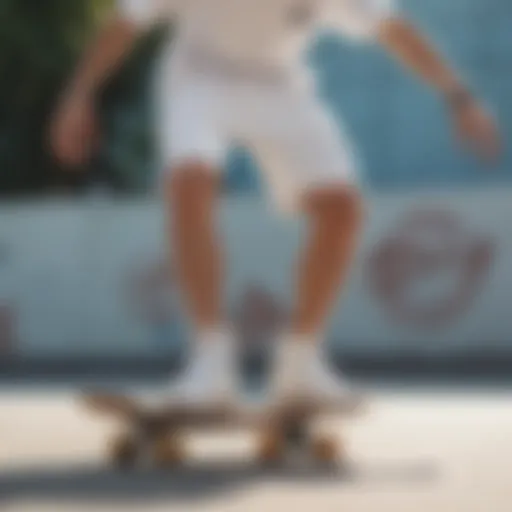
[51,0,501,409]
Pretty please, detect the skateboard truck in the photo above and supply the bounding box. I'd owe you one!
[82,392,359,468]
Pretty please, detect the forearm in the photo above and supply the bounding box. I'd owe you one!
[378,18,467,98]
[377,17,500,162]
[65,16,141,99]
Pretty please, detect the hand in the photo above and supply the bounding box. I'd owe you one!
[49,89,99,168]
[449,94,502,164]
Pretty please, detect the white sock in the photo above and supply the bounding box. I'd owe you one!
[276,331,318,360]
[196,326,233,345]
[273,332,318,388]
[192,325,236,364]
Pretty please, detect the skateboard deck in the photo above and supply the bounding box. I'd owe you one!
[82,392,363,469]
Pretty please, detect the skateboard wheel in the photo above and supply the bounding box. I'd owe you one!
[257,431,286,465]
[153,435,184,468]
[109,433,138,469]
[310,435,339,463]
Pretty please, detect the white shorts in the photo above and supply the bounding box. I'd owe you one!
[154,48,360,213]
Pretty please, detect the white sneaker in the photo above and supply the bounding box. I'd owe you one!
[307,351,360,408]
[166,328,238,408]
[270,334,360,410]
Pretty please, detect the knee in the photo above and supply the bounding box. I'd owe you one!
[164,160,218,217]
[304,187,364,231]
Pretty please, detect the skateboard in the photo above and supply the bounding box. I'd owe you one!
[82,392,362,469]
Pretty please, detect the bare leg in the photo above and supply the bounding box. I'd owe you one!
[164,161,224,332]
[291,186,363,339]
[272,185,363,405]
[162,161,235,405]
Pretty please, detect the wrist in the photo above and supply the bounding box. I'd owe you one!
[66,78,96,104]
[443,85,474,110]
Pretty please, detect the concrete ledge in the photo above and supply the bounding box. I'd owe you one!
[1,348,512,383]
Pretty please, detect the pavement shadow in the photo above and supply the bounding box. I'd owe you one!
[0,460,343,505]
[0,458,439,505]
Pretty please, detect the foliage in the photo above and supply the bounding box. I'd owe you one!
[0,0,168,197]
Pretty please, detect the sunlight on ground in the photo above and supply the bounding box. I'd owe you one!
[1,390,512,512]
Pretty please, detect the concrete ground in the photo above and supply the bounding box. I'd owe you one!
[1,388,512,512]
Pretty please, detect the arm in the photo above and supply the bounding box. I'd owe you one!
[62,0,175,98]
[378,18,463,96]
[64,17,141,101]
[50,1,165,166]
[377,17,501,162]
[327,0,501,164]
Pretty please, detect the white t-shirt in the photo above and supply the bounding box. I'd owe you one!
[118,0,395,70]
